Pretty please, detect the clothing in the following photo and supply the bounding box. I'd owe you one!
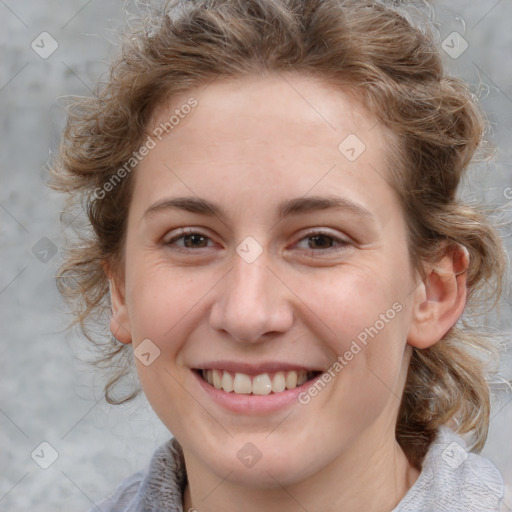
[91,426,505,511]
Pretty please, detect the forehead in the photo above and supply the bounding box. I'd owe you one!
[134,73,399,222]
[149,72,380,151]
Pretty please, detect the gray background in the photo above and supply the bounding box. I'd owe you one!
[1,1,511,510]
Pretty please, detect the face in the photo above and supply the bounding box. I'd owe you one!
[111,73,425,487]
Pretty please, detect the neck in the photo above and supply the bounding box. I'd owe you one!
[182,423,420,512]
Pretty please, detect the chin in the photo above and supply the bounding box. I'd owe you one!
[202,437,327,489]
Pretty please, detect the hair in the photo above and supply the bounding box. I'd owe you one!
[50,0,508,468]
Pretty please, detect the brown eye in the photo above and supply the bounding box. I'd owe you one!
[164,229,214,250]
[295,230,350,254]
[181,233,209,248]
[307,234,337,250]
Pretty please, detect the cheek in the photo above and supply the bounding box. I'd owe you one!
[308,262,404,337]
[124,256,204,346]
[307,262,410,390]
[123,259,207,428]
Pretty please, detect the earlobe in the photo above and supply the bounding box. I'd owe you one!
[103,262,132,345]
[407,244,470,349]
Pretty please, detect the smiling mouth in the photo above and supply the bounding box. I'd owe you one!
[197,369,322,395]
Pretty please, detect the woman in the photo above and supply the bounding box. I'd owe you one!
[51,0,508,510]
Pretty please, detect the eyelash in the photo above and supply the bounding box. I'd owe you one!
[163,228,351,255]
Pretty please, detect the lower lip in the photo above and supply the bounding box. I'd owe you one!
[193,371,321,414]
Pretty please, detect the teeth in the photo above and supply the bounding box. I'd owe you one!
[221,371,234,392]
[212,369,222,390]
[252,374,272,395]
[233,373,252,394]
[202,369,314,394]
[272,371,286,392]
[285,371,297,389]
[297,371,308,386]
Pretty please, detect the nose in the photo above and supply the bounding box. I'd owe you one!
[209,253,294,344]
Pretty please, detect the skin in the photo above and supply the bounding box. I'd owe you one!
[108,72,469,512]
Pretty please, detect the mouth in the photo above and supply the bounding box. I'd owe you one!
[195,368,322,395]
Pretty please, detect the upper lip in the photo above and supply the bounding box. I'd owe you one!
[193,361,323,375]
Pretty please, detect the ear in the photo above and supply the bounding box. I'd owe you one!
[103,261,132,345]
[407,243,470,349]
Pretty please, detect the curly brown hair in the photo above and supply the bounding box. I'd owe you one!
[50,0,508,468]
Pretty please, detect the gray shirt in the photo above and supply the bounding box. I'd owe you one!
[91,426,505,511]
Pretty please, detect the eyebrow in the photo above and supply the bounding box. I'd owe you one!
[143,195,375,221]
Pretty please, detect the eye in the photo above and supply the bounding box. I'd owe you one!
[163,228,215,251]
[162,228,351,255]
[294,230,351,254]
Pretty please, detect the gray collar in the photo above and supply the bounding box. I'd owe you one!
[98,426,505,511]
